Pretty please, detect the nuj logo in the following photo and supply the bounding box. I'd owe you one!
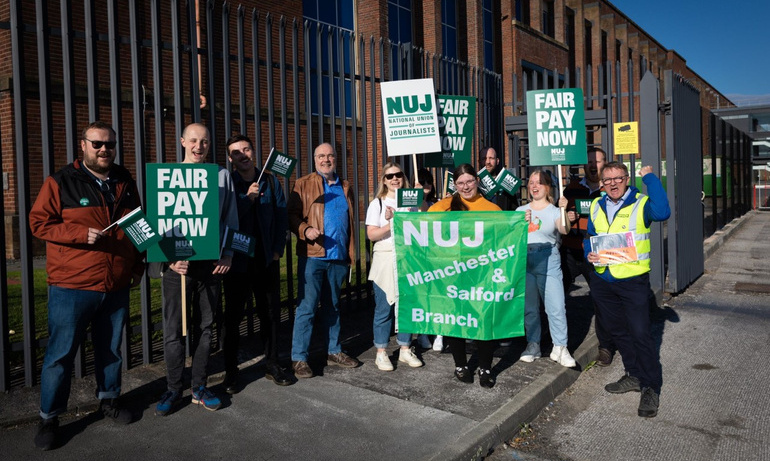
[402,221,484,248]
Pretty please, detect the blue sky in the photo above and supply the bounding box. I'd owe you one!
[611,0,769,106]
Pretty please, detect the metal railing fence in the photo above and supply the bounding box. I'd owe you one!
[0,0,503,390]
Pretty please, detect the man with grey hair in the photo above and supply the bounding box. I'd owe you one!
[288,143,359,379]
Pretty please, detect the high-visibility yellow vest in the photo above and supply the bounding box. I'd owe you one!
[590,193,651,279]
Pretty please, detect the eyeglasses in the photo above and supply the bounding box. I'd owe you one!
[455,180,476,188]
[601,175,628,185]
[315,153,335,160]
[84,138,117,150]
[384,172,404,180]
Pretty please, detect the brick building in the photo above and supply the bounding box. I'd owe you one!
[1,0,734,258]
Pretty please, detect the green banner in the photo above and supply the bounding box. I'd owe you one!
[526,89,587,166]
[393,211,528,340]
[145,164,221,262]
[425,95,476,168]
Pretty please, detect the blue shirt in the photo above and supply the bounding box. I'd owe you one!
[605,188,632,224]
[319,173,350,261]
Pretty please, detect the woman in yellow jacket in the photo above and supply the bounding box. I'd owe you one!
[428,163,500,388]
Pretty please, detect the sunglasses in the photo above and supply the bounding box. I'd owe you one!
[84,138,117,150]
[384,172,404,180]
[99,181,115,204]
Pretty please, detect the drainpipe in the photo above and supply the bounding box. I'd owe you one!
[197,0,207,109]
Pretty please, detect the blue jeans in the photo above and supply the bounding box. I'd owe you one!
[372,283,412,349]
[291,258,348,362]
[524,244,568,346]
[40,286,129,419]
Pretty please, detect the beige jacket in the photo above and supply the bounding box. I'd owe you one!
[288,172,356,262]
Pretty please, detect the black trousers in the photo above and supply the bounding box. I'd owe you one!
[222,259,282,374]
[589,272,662,392]
[445,337,496,371]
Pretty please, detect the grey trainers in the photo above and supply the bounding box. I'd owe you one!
[605,374,641,394]
[519,342,541,363]
[638,387,660,417]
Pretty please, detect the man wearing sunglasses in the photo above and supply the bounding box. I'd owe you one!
[585,161,670,418]
[29,121,144,450]
[287,143,359,379]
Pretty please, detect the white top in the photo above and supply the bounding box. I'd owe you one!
[516,202,561,246]
[365,196,416,304]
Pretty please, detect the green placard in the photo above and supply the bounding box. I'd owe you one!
[397,188,424,208]
[496,169,522,195]
[424,95,476,168]
[264,148,297,178]
[223,226,256,257]
[526,89,587,166]
[393,211,527,340]
[575,198,593,216]
[114,207,162,253]
[477,169,500,198]
[146,164,221,262]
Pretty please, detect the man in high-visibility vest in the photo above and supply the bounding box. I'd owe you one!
[585,162,670,418]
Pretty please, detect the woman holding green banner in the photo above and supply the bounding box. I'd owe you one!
[428,163,501,388]
[366,162,424,371]
[516,170,576,368]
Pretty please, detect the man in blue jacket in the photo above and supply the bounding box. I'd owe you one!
[585,162,670,418]
[222,135,292,392]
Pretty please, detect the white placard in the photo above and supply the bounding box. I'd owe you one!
[380,78,442,156]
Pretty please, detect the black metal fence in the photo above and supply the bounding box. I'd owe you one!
[0,1,503,391]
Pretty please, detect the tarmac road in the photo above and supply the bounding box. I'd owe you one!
[485,210,770,461]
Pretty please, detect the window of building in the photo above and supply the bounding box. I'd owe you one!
[565,8,575,76]
[541,0,554,38]
[388,0,413,80]
[303,0,354,117]
[584,20,592,69]
[482,0,495,71]
[516,0,530,25]
[522,60,564,91]
[441,0,458,59]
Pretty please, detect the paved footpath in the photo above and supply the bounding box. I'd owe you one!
[486,210,770,461]
[0,211,762,460]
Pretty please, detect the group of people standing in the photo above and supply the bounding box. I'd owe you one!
[28,122,669,450]
[362,145,669,422]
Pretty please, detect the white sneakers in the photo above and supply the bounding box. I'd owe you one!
[519,342,542,362]
[432,335,444,352]
[550,345,576,368]
[398,348,424,368]
[376,348,423,370]
[375,351,394,371]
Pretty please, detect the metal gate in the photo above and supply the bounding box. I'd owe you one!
[663,70,704,293]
